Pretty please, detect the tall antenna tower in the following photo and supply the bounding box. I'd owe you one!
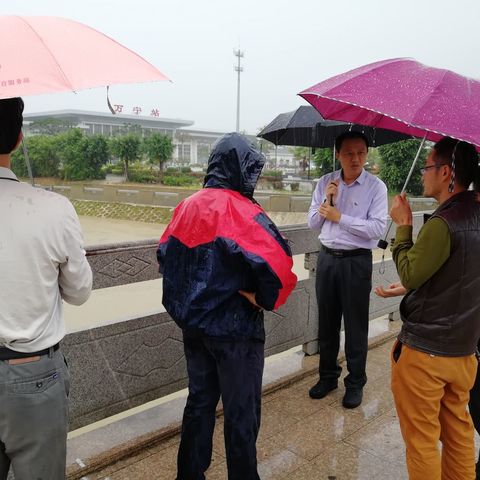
[233,48,244,132]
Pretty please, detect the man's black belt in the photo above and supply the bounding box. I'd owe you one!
[322,245,371,258]
[0,343,60,361]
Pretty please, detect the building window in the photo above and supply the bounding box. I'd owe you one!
[182,144,191,163]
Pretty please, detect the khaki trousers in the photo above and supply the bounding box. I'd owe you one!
[391,341,478,480]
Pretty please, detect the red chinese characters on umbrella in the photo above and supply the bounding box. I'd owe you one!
[0,78,30,88]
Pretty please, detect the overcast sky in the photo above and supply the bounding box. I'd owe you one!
[6,0,480,133]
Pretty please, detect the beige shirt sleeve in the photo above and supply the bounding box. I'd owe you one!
[58,200,93,305]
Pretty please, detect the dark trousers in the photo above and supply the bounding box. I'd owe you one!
[315,249,372,389]
[177,331,264,480]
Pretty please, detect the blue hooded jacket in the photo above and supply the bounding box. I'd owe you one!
[157,133,297,340]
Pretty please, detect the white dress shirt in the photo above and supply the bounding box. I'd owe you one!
[307,169,388,250]
[0,167,92,352]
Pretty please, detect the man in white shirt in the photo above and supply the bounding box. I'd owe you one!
[0,98,92,480]
[307,132,387,409]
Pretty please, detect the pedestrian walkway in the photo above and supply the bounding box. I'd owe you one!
[87,334,409,479]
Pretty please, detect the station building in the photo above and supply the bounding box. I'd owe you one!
[23,109,296,171]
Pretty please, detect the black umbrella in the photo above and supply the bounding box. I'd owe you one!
[258,105,412,148]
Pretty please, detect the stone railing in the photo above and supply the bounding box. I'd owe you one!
[46,182,438,214]
[63,215,430,430]
[47,183,312,212]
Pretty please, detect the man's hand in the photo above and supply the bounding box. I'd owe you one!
[319,203,341,223]
[325,180,339,205]
[390,192,412,226]
[239,290,263,310]
[374,282,407,298]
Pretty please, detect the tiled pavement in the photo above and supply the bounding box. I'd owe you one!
[89,339,412,479]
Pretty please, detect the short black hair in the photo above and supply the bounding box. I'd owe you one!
[0,97,24,154]
[335,131,369,152]
[433,137,479,190]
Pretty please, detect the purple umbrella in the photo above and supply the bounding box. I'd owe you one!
[299,57,480,252]
[299,57,480,149]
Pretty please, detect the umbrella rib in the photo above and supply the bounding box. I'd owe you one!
[16,16,75,91]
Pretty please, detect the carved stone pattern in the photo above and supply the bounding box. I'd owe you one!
[97,256,150,279]
[115,337,185,377]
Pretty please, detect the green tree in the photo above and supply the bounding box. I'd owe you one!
[143,133,174,180]
[312,148,335,177]
[56,129,84,180]
[82,135,110,179]
[365,147,380,172]
[11,147,28,177]
[378,140,428,195]
[11,135,60,177]
[57,130,110,180]
[110,133,142,181]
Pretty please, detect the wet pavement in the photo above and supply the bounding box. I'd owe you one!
[85,334,411,479]
[77,325,480,479]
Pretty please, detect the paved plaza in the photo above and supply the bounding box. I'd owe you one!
[85,337,411,479]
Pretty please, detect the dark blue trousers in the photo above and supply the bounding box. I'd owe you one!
[177,331,264,480]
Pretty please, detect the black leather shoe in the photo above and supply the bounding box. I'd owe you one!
[342,388,363,408]
[309,380,338,399]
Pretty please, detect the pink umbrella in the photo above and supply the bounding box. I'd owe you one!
[0,15,169,99]
[299,58,480,149]
[300,57,480,253]
[0,16,170,185]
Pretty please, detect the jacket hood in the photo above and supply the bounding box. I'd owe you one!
[203,132,265,198]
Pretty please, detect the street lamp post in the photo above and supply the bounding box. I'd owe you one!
[233,48,244,133]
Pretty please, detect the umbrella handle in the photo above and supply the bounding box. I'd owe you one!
[377,134,427,252]
[329,194,334,206]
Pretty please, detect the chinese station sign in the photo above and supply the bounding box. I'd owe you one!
[113,105,161,117]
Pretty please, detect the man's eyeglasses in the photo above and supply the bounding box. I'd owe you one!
[420,163,449,175]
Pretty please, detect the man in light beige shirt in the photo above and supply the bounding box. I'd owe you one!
[0,98,92,480]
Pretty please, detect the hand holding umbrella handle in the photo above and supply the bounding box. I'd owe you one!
[326,181,338,207]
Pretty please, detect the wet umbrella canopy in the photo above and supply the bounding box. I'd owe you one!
[299,58,480,149]
[258,105,411,148]
[299,58,480,250]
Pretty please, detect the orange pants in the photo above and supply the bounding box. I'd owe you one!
[391,341,478,480]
